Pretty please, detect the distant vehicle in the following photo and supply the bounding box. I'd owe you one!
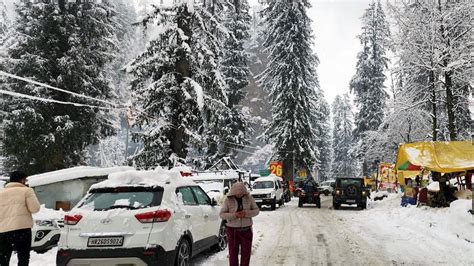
[190,173,238,204]
[57,170,226,266]
[318,180,336,196]
[332,177,368,210]
[250,175,284,210]
[297,179,321,208]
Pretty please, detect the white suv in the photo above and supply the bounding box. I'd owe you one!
[56,169,226,266]
[250,175,284,210]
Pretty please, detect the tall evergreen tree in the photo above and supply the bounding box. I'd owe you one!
[350,0,391,176]
[2,1,118,174]
[259,0,320,180]
[331,94,356,178]
[0,0,7,37]
[219,0,252,160]
[128,1,229,169]
[314,90,332,181]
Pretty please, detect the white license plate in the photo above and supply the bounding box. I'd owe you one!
[346,199,356,203]
[255,199,262,203]
[87,236,124,247]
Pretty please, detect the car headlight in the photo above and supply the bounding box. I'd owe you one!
[35,220,55,227]
[267,193,272,198]
[34,230,51,241]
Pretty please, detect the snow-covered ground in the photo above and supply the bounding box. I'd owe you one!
[10,194,473,265]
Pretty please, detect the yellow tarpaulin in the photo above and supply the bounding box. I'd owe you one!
[395,141,474,174]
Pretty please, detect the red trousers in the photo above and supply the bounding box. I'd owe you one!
[226,226,253,266]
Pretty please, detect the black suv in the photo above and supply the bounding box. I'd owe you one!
[297,179,321,208]
[332,177,368,210]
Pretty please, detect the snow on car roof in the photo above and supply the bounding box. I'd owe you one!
[90,168,197,190]
[254,174,282,182]
[27,166,135,187]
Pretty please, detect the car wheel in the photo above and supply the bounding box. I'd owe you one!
[212,223,227,251]
[317,198,321,208]
[298,197,303,207]
[271,199,276,210]
[175,239,191,266]
[333,202,340,210]
[279,198,284,207]
[361,201,367,210]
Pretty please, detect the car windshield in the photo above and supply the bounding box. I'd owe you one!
[253,181,274,189]
[340,179,363,187]
[77,187,164,211]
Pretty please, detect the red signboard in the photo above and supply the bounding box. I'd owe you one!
[269,161,283,177]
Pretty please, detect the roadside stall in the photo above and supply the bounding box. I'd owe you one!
[395,141,474,207]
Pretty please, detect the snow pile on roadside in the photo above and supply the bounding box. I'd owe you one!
[339,192,473,264]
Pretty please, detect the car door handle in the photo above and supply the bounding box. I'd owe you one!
[185,215,191,219]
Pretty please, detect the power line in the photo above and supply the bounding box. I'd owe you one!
[0,70,122,108]
[0,89,118,110]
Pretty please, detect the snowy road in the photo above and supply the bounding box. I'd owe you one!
[196,195,473,266]
[13,195,473,265]
[195,196,389,265]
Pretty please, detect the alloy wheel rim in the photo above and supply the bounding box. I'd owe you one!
[178,242,189,266]
[218,225,227,250]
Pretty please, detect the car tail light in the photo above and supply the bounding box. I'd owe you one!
[336,190,341,195]
[143,247,157,256]
[180,171,193,177]
[57,249,69,257]
[64,214,82,225]
[135,210,171,223]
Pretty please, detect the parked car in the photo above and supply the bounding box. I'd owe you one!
[250,175,284,210]
[56,169,227,266]
[318,179,335,196]
[332,177,368,210]
[32,218,62,253]
[190,173,238,204]
[297,179,321,208]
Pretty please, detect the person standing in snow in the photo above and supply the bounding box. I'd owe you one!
[220,182,260,266]
[0,171,40,266]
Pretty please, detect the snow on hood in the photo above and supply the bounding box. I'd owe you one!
[33,205,64,221]
[227,182,248,197]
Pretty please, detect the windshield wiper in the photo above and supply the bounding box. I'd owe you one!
[103,205,139,210]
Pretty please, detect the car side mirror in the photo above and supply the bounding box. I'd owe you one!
[210,198,218,206]
[224,187,229,194]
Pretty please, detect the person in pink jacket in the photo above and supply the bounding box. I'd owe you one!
[220,182,259,266]
[0,171,40,266]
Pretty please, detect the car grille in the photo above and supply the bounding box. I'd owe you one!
[252,194,268,199]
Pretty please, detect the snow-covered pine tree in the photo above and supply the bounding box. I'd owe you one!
[259,0,320,180]
[0,0,7,37]
[86,0,140,167]
[219,0,252,159]
[2,1,118,174]
[313,90,332,181]
[193,0,232,168]
[350,0,391,176]
[128,1,230,169]
[331,94,356,178]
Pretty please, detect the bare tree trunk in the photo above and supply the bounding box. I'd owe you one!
[438,0,457,140]
[430,70,438,141]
